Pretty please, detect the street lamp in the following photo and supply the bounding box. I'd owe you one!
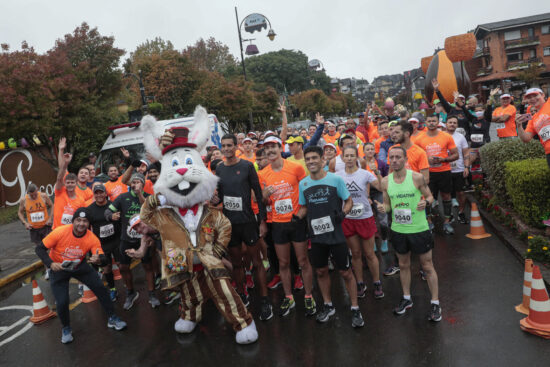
[308,59,325,72]
[124,70,148,114]
[235,7,276,131]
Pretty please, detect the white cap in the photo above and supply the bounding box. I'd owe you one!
[458,94,465,99]
[408,118,419,123]
[323,143,336,151]
[525,88,543,96]
[438,122,446,128]
[242,137,252,143]
[129,215,141,230]
[263,136,282,145]
[500,93,512,99]
[264,130,276,137]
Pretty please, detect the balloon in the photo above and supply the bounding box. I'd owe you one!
[424,50,471,103]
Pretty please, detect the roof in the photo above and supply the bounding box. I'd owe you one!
[475,13,550,38]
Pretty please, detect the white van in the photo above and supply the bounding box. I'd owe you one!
[96,114,226,179]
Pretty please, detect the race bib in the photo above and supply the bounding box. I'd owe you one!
[311,216,334,235]
[394,209,412,225]
[495,123,505,130]
[99,224,115,238]
[274,199,293,215]
[266,205,272,212]
[471,134,484,143]
[450,161,458,170]
[456,127,466,136]
[539,125,550,142]
[30,211,45,223]
[127,226,141,239]
[61,213,73,225]
[223,196,243,211]
[346,203,364,219]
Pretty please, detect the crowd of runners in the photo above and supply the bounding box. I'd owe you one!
[18,81,550,343]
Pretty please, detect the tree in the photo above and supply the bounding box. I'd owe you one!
[183,37,238,73]
[290,89,332,117]
[515,63,544,87]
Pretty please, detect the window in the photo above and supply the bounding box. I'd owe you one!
[528,27,534,38]
[544,47,550,57]
[542,25,550,34]
[506,52,523,62]
[529,49,536,59]
[504,30,521,40]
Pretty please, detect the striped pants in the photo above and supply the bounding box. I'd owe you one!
[179,269,252,331]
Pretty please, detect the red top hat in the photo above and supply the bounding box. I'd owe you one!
[162,127,197,155]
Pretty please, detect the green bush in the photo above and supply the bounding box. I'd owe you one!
[525,235,550,263]
[480,139,544,205]
[148,102,164,117]
[505,158,550,228]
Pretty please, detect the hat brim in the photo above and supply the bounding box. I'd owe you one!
[162,142,197,155]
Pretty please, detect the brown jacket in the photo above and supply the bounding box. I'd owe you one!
[140,196,232,289]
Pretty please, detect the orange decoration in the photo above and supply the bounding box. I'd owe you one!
[421,56,434,74]
[444,33,477,62]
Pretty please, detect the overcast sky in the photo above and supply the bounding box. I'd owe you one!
[2,1,549,82]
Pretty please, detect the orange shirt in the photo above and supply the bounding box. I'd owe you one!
[367,125,379,142]
[240,152,256,163]
[257,170,272,223]
[104,176,128,202]
[355,131,367,143]
[323,132,340,145]
[75,185,93,202]
[143,179,155,195]
[25,193,49,229]
[374,136,385,154]
[492,104,517,138]
[52,187,86,229]
[388,144,430,173]
[526,99,550,154]
[259,160,306,223]
[43,224,103,264]
[413,131,456,172]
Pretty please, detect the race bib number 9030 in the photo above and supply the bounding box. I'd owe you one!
[310,216,334,235]
[274,199,293,215]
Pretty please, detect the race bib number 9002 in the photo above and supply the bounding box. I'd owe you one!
[274,199,293,215]
[394,209,412,225]
[311,216,334,235]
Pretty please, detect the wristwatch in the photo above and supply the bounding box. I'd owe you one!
[373,169,380,176]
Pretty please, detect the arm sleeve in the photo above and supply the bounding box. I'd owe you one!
[436,90,452,113]
[35,242,53,267]
[249,164,266,221]
[304,124,324,149]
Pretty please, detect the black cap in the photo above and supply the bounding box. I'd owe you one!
[88,152,96,158]
[72,207,89,222]
[93,183,106,193]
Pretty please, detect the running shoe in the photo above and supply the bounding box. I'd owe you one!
[155,275,161,290]
[162,291,181,305]
[294,275,304,290]
[428,303,442,322]
[109,288,118,302]
[123,291,139,310]
[279,297,295,317]
[373,282,384,299]
[239,292,250,308]
[458,212,469,224]
[351,308,365,328]
[44,269,50,281]
[267,275,282,289]
[259,298,273,321]
[383,266,400,276]
[443,222,455,235]
[61,326,73,344]
[149,294,161,308]
[245,271,255,290]
[107,315,127,330]
[78,284,84,297]
[316,304,336,323]
[357,282,367,299]
[451,198,459,208]
[394,298,413,315]
[380,240,389,253]
[304,297,317,316]
[420,270,427,281]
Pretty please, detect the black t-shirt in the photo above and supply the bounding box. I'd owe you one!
[107,191,148,243]
[87,200,120,245]
[470,119,491,148]
[216,159,265,224]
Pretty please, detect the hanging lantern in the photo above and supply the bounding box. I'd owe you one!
[245,44,259,55]
[424,50,471,103]
[267,29,276,41]
[421,56,434,74]
[444,33,477,62]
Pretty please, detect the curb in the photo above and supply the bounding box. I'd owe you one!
[0,260,44,289]
[466,194,550,287]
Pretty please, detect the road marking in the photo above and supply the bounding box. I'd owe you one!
[0,305,34,348]
[69,299,81,311]
[0,316,30,337]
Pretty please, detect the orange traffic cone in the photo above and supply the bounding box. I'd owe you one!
[466,202,491,239]
[81,284,97,303]
[112,260,122,281]
[515,259,534,315]
[520,265,550,339]
[30,280,57,324]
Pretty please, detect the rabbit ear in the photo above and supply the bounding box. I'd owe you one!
[141,115,163,161]
[188,105,212,152]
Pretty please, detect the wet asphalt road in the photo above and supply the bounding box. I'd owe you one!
[1,222,549,367]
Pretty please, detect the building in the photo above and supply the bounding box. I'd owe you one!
[470,13,550,100]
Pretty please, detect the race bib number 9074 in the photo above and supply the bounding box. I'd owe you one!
[274,199,293,215]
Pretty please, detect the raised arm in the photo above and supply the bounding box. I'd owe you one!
[279,101,288,143]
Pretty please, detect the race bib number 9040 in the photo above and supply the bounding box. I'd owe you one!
[311,216,334,235]
[223,196,243,211]
[274,199,293,215]
[394,209,412,225]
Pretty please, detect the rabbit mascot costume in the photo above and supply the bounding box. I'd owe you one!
[139,106,258,344]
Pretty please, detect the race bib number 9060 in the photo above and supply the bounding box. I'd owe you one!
[311,216,334,235]
[274,199,293,215]
[223,196,243,211]
[394,209,412,225]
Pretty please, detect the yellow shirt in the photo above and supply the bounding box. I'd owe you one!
[287,155,309,175]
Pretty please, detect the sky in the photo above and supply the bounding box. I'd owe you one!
[2,0,549,82]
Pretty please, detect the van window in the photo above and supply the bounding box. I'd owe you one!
[96,144,145,177]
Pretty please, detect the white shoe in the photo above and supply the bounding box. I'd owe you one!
[451,198,459,208]
[235,320,258,344]
[174,318,196,333]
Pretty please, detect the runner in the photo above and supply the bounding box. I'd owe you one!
[337,145,384,300]
[389,121,430,183]
[323,143,337,171]
[469,104,493,167]
[285,136,307,173]
[85,163,97,188]
[86,183,122,301]
[378,121,398,162]
[345,118,366,143]
[445,116,470,225]
[18,183,53,278]
[35,207,127,343]
[374,147,441,322]
[431,79,473,139]
[328,134,366,172]
[492,93,517,139]
[516,88,550,168]
[261,136,316,317]
[373,120,390,155]
[104,148,132,201]
[239,137,256,163]
[214,134,273,321]
[414,115,459,234]
[297,145,364,327]
[143,162,160,195]
[323,121,340,145]
[105,173,159,309]
[75,166,93,202]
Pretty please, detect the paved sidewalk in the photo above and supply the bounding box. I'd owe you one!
[0,221,42,281]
